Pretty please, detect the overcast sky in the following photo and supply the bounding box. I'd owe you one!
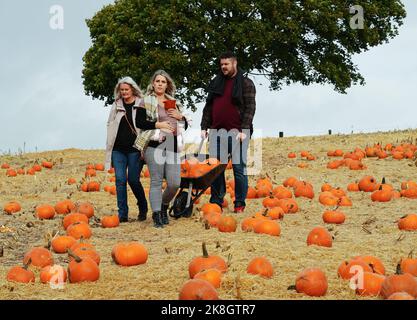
[0,0,416,154]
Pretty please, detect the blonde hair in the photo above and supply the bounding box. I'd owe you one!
[114,76,143,100]
[146,70,176,97]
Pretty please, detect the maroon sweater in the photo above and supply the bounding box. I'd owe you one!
[211,78,242,131]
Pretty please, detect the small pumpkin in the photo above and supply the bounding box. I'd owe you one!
[40,265,68,285]
[398,214,417,231]
[71,247,101,265]
[387,292,415,300]
[66,221,92,240]
[101,215,120,228]
[358,176,378,192]
[23,247,54,268]
[188,242,227,279]
[179,279,219,300]
[322,210,345,224]
[355,272,385,296]
[4,201,22,214]
[254,220,281,237]
[217,216,237,233]
[36,204,56,220]
[307,227,332,247]
[67,250,100,283]
[77,202,95,218]
[111,242,148,266]
[6,260,35,283]
[194,268,222,288]
[51,235,77,254]
[294,268,328,297]
[247,257,274,278]
[381,273,417,299]
[55,200,76,215]
[63,213,89,230]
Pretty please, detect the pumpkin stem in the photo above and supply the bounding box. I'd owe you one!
[381,177,386,185]
[287,285,296,291]
[263,208,268,216]
[23,258,32,270]
[202,242,209,258]
[408,249,414,259]
[0,245,3,258]
[67,248,82,263]
[396,263,402,275]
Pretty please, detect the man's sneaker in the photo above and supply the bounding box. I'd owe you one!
[234,206,245,213]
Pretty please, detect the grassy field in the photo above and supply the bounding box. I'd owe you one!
[1,129,417,300]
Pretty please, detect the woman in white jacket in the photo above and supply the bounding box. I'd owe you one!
[104,77,152,222]
[135,70,192,228]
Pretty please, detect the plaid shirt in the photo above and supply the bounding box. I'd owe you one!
[200,77,256,133]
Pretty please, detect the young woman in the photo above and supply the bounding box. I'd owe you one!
[105,77,148,222]
[135,70,192,228]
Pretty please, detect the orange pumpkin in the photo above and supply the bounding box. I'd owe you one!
[295,268,328,297]
[7,263,35,283]
[217,216,237,233]
[307,227,332,247]
[40,265,68,285]
[101,215,120,228]
[254,220,281,237]
[51,236,77,254]
[36,204,56,220]
[111,242,148,266]
[71,247,101,265]
[322,210,345,224]
[63,213,89,230]
[355,272,385,296]
[23,247,54,268]
[247,257,274,278]
[77,202,95,218]
[387,292,415,300]
[381,274,417,299]
[358,176,378,192]
[194,268,222,288]
[4,201,22,214]
[188,243,227,279]
[67,252,100,283]
[66,222,92,240]
[179,279,219,300]
[398,214,417,231]
[55,200,76,215]
[241,217,261,232]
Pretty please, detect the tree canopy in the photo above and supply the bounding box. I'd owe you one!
[82,0,406,109]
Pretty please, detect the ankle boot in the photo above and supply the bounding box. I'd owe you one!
[152,211,163,228]
[161,203,169,225]
[138,210,147,221]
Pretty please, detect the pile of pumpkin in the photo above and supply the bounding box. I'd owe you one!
[179,242,275,300]
[4,199,148,286]
[180,157,222,178]
[325,142,417,170]
[2,160,55,177]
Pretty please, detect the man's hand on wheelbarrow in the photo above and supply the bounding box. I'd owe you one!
[236,132,247,141]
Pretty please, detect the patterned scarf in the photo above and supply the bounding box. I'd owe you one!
[134,93,185,151]
[134,94,158,151]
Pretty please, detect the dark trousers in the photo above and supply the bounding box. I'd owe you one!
[209,131,249,208]
[111,150,148,219]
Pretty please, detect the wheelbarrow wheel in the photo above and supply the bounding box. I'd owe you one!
[170,191,194,219]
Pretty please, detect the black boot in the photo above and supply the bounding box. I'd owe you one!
[152,211,163,228]
[161,203,169,225]
[138,210,147,221]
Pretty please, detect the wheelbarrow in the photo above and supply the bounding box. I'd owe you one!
[169,138,229,219]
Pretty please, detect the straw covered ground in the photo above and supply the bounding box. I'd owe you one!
[1,129,417,300]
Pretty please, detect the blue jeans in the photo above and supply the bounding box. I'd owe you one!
[209,131,249,208]
[111,150,148,219]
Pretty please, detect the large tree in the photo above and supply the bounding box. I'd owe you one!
[82,0,406,109]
